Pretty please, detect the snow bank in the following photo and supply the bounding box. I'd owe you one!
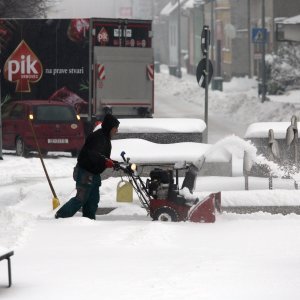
[204,135,256,161]
[156,66,300,127]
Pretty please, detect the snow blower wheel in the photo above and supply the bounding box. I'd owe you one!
[153,207,179,222]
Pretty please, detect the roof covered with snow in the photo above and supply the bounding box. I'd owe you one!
[160,0,187,16]
[183,0,204,9]
[281,15,300,25]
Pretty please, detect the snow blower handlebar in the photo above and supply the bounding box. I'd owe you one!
[114,151,137,175]
[114,151,151,212]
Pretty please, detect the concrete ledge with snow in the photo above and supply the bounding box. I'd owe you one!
[102,118,206,143]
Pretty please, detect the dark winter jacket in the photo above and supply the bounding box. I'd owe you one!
[77,114,120,174]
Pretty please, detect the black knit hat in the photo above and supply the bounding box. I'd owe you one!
[101,114,120,135]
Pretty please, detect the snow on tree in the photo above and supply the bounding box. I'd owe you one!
[266,42,300,95]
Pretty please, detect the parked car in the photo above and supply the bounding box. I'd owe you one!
[1,100,85,157]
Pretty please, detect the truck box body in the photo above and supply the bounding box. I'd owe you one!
[92,19,154,117]
[0,18,154,121]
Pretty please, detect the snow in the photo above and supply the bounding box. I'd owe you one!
[0,246,10,256]
[268,89,300,104]
[244,122,299,139]
[111,138,211,163]
[2,68,300,299]
[183,0,205,10]
[160,0,187,17]
[154,65,300,143]
[103,118,206,133]
[281,14,300,24]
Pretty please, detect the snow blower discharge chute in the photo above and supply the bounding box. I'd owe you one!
[114,151,221,223]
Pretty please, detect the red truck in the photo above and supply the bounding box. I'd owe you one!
[0,18,154,130]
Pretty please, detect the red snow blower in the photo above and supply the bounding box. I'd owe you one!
[115,151,221,223]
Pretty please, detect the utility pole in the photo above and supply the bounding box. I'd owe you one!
[210,0,215,73]
[261,0,267,102]
[202,25,211,143]
[176,0,182,78]
[247,0,252,78]
[196,25,213,144]
[204,31,210,143]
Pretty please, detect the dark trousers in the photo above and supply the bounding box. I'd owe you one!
[55,166,101,219]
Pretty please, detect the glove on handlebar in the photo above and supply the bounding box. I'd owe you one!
[105,159,114,168]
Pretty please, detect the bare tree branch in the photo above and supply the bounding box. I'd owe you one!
[0,0,53,18]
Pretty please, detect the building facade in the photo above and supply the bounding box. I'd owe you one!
[156,0,300,79]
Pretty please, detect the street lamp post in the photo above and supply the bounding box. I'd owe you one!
[210,0,214,73]
[176,0,182,78]
[247,0,252,78]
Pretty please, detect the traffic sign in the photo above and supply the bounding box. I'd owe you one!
[196,58,213,88]
[252,28,267,43]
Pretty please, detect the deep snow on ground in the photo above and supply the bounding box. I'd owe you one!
[2,70,300,299]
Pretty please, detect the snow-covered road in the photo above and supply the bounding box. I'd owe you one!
[2,68,300,299]
[154,66,300,143]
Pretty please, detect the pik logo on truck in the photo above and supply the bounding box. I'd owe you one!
[4,40,43,92]
[97,27,109,45]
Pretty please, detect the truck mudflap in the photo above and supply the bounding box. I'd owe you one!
[187,192,221,223]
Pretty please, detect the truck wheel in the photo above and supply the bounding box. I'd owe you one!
[16,137,29,157]
[153,207,179,222]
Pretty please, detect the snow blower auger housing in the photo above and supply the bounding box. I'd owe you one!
[115,151,221,223]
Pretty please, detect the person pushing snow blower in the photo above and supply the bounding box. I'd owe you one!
[55,114,120,220]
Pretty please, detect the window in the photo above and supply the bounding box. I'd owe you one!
[1,103,14,119]
[10,104,25,119]
[33,105,76,123]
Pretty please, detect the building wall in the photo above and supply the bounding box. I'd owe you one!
[169,16,179,66]
[230,0,249,77]
[153,0,170,63]
[249,0,300,77]
[274,0,300,19]
[273,0,300,49]
[284,24,300,42]
[158,0,300,78]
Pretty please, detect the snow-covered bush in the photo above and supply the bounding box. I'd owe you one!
[266,43,300,94]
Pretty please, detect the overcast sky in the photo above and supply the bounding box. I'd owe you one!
[47,0,153,19]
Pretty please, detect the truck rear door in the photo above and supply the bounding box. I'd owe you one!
[92,19,154,117]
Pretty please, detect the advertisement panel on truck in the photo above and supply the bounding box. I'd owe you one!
[0,19,89,114]
[0,18,154,125]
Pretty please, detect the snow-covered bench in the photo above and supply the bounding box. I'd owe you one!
[0,248,14,287]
